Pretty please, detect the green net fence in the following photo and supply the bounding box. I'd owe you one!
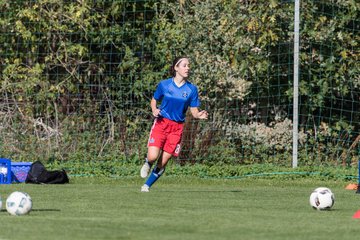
[0,1,359,170]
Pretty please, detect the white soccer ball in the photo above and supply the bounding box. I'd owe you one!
[309,187,335,210]
[0,195,2,210]
[6,191,32,216]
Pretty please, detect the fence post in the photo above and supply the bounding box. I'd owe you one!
[292,0,300,168]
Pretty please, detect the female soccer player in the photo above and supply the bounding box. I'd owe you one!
[140,57,208,192]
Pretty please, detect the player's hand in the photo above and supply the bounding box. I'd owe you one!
[152,109,161,117]
[197,110,208,120]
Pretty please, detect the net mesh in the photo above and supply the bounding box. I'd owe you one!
[0,0,359,169]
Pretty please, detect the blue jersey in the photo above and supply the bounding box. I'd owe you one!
[153,78,200,122]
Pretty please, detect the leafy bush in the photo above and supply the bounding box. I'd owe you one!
[0,0,358,169]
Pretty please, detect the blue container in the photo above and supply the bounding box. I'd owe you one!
[11,162,32,183]
[0,158,12,184]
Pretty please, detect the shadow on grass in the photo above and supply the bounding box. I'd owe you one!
[0,209,60,212]
[31,209,61,212]
[157,190,242,193]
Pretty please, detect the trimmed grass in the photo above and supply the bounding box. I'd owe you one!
[0,177,360,240]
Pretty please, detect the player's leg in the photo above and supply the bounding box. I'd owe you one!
[140,146,161,178]
[141,151,172,192]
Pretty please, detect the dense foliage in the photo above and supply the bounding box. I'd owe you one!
[0,0,358,169]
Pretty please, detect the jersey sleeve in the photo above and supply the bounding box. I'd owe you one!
[153,82,164,100]
[190,86,200,107]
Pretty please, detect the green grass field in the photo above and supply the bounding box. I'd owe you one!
[1,176,360,240]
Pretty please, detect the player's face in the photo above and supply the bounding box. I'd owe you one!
[175,58,190,79]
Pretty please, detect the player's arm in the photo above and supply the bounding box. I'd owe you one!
[151,97,161,117]
[190,107,208,120]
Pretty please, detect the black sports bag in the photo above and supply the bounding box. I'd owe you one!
[25,161,69,184]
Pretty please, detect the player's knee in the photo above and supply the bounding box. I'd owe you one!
[147,150,160,162]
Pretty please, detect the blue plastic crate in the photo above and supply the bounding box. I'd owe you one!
[0,158,11,184]
[11,162,32,183]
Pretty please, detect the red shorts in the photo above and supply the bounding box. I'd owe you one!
[147,117,184,156]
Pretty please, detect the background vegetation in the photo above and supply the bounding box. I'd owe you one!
[0,0,359,175]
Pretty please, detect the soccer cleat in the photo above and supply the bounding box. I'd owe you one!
[140,162,151,178]
[141,184,150,192]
